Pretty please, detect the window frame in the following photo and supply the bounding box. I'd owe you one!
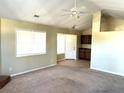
[57,33,66,54]
[16,29,47,57]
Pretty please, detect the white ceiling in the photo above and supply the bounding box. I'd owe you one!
[0,0,123,30]
[0,0,99,30]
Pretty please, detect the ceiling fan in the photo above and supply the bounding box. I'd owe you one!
[62,0,87,19]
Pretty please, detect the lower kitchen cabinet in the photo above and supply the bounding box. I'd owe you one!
[79,48,91,60]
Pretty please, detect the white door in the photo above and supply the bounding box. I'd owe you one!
[65,34,77,59]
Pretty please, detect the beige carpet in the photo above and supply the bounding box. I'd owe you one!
[0,65,124,93]
[58,60,90,68]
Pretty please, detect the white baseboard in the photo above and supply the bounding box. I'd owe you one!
[11,64,56,77]
[91,67,124,77]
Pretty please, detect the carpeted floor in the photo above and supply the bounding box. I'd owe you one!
[58,60,90,68]
[0,62,124,93]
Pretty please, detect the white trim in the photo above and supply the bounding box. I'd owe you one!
[91,67,124,77]
[11,64,56,77]
[16,53,46,57]
[16,29,47,57]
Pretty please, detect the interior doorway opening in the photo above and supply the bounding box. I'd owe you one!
[57,33,77,61]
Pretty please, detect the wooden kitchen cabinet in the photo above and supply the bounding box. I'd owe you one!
[81,35,91,44]
[79,48,91,60]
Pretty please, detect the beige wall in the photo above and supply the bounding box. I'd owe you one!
[0,18,80,75]
[0,19,1,74]
[109,18,124,31]
[91,11,124,76]
[81,44,91,49]
[82,28,92,35]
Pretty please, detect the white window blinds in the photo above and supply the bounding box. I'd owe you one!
[16,29,46,57]
[57,33,65,54]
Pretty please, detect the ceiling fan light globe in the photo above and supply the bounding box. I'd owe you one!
[72,11,77,15]
[71,7,78,12]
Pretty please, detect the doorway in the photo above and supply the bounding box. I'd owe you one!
[65,34,77,60]
[57,33,77,61]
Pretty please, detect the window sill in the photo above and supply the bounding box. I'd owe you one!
[16,53,46,57]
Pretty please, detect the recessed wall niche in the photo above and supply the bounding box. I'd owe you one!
[100,14,124,32]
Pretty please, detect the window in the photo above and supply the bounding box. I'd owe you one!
[57,33,65,54]
[16,29,46,57]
